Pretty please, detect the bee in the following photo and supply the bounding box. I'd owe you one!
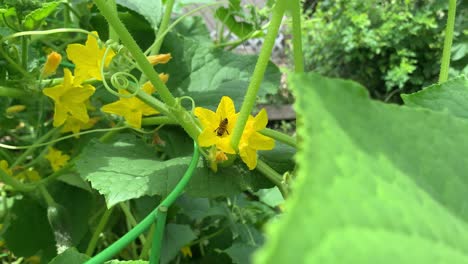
[214,118,229,136]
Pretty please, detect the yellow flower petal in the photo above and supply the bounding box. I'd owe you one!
[253,108,269,131]
[248,133,275,150]
[45,147,70,172]
[239,146,257,170]
[66,32,115,81]
[217,136,236,154]
[0,160,12,176]
[216,96,236,120]
[124,109,143,128]
[198,129,219,147]
[194,107,218,130]
[53,104,69,127]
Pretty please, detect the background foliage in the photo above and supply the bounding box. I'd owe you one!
[300,0,467,101]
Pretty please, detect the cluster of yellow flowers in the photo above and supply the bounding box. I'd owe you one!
[42,31,170,135]
[40,32,273,171]
[195,96,274,170]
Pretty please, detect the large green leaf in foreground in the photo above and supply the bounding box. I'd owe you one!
[254,73,468,263]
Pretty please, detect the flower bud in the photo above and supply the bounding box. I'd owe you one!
[147,53,172,65]
[42,51,62,77]
[6,105,26,114]
[159,73,169,83]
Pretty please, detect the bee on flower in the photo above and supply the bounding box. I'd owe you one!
[194,96,274,170]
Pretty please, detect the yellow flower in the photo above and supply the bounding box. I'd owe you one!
[101,82,159,128]
[43,68,96,127]
[194,96,238,154]
[62,116,99,137]
[180,246,192,258]
[239,109,275,170]
[0,160,12,176]
[147,53,172,65]
[66,31,115,81]
[42,51,62,77]
[15,169,41,182]
[45,147,70,172]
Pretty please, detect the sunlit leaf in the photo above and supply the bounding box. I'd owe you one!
[255,73,468,263]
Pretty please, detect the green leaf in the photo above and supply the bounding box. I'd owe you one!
[50,183,93,245]
[215,7,254,39]
[401,75,468,118]
[105,261,148,264]
[254,73,468,263]
[255,187,284,207]
[159,33,280,110]
[161,224,197,264]
[116,0,162,30]
[22,1,60,30]
[4,197,56,261]
[75,135,272,207]
[49,247,90,264]
[173,16,211,43]
[225,243,257,264]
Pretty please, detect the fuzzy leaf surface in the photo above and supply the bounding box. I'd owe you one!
[255,73,468,263]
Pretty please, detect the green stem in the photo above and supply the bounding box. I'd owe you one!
[93,0,200,141]
[85,142,200,264]
[0,46,28,76]
[21,36,28,69]
[151,0,175,55]
[107,0,119,42]
[85,207,115,256]
[119,202,147,244]
[38,185,55,206]
[99,121,125,143]
[139,223,156,260]
[260,128,296,148]
[439,0,457,83]
[12,127,59,168]
[230,0,287,149]
[0,86,28,98]
[150,207,168,264]
[93,0,175,107]
[256,160,288,198]
[0,169,35,192]
[290,0,304,72]
[141,116,178,126]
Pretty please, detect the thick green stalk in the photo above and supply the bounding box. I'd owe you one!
[0,86,28,98]
[107,0,119,42]
[290,0,304,72]
[93,0,200,141]
[141,116,178,126]
[230,0,287,149]
[151,0,176,55]
[256,160,288,198]
[93,0,175,107]
[439,0,457,83]
[85,207,115,256]
[260,128,296,148]
[150,207,168,264]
